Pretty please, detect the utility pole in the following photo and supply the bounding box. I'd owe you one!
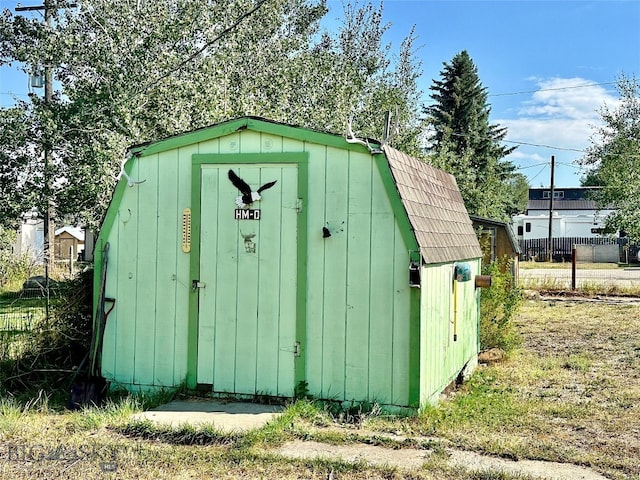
[16,0,57,318]
[547,155,555,262]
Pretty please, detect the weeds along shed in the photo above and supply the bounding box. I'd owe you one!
[94,117,483,408]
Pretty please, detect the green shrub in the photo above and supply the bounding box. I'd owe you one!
[479,256,522,353]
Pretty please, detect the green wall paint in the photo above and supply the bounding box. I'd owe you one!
[419,259,481,406]
[97,119,480,408]
[302,143,414,406]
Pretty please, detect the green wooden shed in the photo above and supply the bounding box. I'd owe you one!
[94,117,483,408]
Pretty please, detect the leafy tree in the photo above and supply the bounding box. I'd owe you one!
[579,169,606,187]
[0,105,37,227]
[503,172,530,216]
[0,0,423,229]
[579,75,640,238]
[424,50,523,220]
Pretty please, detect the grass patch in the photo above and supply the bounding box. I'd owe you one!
[1,298,639,479]
[518,276,568,291]
[562,354,592,372]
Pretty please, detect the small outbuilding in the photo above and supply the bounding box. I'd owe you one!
[470,215,520,280]
[94,117,484,408]
[55,226,85,261]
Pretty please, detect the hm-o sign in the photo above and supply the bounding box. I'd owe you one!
[235,209,261,220]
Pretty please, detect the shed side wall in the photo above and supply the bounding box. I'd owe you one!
[420,259,481,406]
[101,145,195,388]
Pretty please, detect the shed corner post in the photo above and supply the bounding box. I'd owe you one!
[408,254,422,408]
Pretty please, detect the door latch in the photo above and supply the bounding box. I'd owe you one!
[293,341,301,357]
[192,280,206,290]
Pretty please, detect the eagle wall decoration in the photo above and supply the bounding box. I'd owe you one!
[228,169,277,209]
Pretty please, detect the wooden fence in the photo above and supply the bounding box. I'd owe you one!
[519,237,640,263]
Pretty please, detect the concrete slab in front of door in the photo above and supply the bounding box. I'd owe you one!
[132,399,283,432]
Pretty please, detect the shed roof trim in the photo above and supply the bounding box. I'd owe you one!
[129,116,379,157]
[470,214,521,254]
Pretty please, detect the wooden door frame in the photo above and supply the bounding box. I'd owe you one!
[187,152,309,392]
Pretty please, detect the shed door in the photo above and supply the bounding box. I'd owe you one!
[196,164,298,397]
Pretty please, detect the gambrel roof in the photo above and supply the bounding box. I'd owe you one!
[127,117,481,265]
[384,146,482,264]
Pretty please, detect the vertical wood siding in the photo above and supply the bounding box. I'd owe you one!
[419,260,480,405]
[102,145,194,388]
[304,143,412,406]
[101,128,420,407]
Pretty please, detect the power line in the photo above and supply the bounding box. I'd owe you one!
[488,81,617,97]
[517,162,551,170]
[443,130,588,153]
[501,139,586,153]
[422,81,619,106]
[557,161,584,170]
[528,164,548,183]
[142,0,270,92]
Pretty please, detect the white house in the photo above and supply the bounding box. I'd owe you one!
[512,187,615,241]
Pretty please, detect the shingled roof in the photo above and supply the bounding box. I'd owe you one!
[383,146,482,265]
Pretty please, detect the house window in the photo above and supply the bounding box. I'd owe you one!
[525,222,531,233]
[517,225,523,236]
[542,190,564,199]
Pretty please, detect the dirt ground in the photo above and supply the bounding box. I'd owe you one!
[276,435,609,480]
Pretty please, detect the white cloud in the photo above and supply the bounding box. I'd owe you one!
[519,77,617,120]
[494,77,619,186]
[497,77,619,160]
[507,150,547,163]
[501,117,593,151]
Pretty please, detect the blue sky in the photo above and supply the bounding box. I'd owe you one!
[327,0,639,187]
[1,0,638,188]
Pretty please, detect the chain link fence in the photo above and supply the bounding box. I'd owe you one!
[519,237,640,293]
[0,279,59,361]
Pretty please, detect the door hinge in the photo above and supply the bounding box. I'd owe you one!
[192,280,206,290]
[293,341,301,357]
[296,198,303,213]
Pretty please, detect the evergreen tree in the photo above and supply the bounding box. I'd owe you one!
[425,50,523,220]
